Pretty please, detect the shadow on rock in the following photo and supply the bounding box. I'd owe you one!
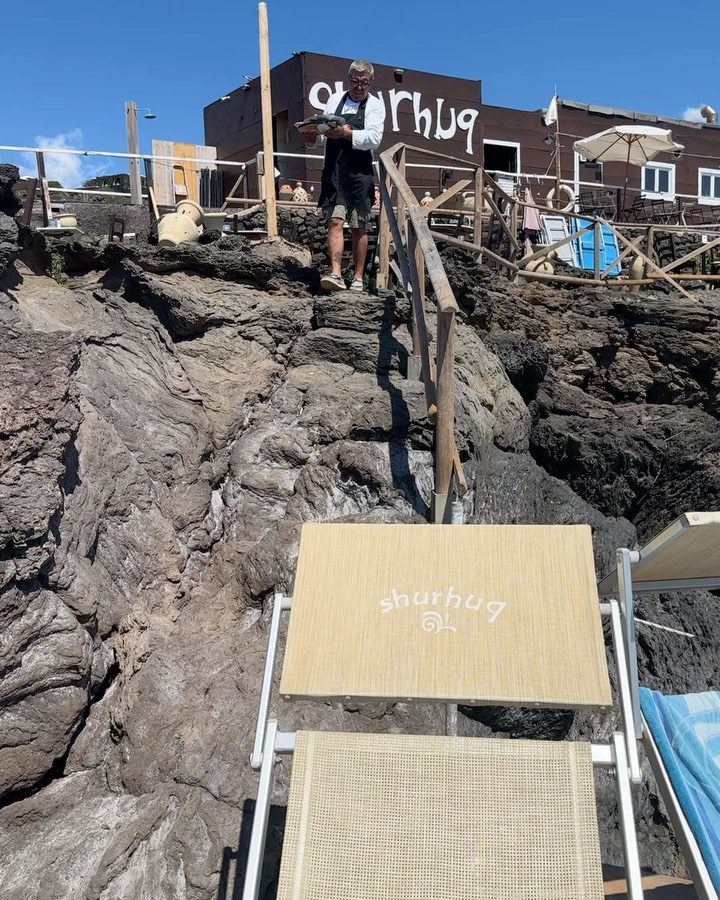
[220,800,286,900]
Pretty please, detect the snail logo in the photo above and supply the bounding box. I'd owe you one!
[422,611,457,635]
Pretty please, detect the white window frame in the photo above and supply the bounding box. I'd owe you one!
[641,162,676,200]
[698,168,720,205]
[483,139,521,193]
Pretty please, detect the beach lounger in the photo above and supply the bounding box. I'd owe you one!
[243,523,645,900]
[598,511,720,899]
[640,688,720,900]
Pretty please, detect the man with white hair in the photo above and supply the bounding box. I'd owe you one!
[300,59,386,292]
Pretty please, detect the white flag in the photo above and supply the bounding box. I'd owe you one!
[544,94,558,127]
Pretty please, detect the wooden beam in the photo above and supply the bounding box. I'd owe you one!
[409,228,424,358]
[396,146,407,241]
[659,232,720,274]
[593,221,601,279]
[482,189,521,255]
[420,178,471,214]
[124,102,142,206]
[144,158,159,225]
[517,224,593,268]
[453,447,468,498]
[20,178,37,226]
[434,309,456,519]
[380,152,459,314]
[429,230,518,272]
[257,2,277,237]
[473,167,483,248]
[613,228,694,301]
[220,169,247,212]
[377,176,437,422]
[35,152,51,226]
[377,165,392,290]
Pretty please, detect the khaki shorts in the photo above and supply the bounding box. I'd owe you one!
[325,203,370,229]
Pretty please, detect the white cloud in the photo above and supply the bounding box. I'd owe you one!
[681,106,706,124]
[19,129,112,187]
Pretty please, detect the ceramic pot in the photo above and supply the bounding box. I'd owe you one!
[157,212,200,247]
[56,213,78,228]
[175,199,204,225]
[202,212,227,232]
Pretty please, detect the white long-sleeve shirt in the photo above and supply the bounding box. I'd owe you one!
[306,91,386,153]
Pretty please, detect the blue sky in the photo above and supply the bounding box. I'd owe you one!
[3,0,715,186]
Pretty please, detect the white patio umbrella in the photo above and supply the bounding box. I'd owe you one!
[573,124,684,217]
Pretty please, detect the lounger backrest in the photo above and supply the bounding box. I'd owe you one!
[598,512,720,595]
[279,523,611,708]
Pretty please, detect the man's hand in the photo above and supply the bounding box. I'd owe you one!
[325,123,352,141]
[297,123,318,143]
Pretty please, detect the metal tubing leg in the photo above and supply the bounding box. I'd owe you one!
[250,595,290,770]
[617,549,642,739]
[243,720,279,900]
[613,731,644,900]
[608,598,642,784]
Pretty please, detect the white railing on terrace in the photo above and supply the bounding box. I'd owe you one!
[0,143,708,209]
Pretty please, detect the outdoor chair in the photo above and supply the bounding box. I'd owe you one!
[242,522,645,900]
[597,511,720,900]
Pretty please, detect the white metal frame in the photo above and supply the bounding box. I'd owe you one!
[241,588,646,900]
[698,168,720,205]
[598,513,720,899]
[642,723,718,900]
[640,161,676,200]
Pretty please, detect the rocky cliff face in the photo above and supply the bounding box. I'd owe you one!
[1,175,719,897]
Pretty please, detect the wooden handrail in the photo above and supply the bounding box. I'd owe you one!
[378,147,462,521]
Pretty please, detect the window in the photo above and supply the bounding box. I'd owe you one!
[483,140,520,196]
[698,168,720,204]
[641,163,675,199]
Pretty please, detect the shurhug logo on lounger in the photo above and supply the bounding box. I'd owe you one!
[377,587,507,634]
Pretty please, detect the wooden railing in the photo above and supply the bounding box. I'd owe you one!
[377,143,467,523]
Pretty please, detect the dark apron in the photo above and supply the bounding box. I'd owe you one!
[318,93,375,212]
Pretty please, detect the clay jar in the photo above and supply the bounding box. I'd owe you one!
[175,199,204,226]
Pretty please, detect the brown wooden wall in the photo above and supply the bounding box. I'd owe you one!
[204,51,483,201]
[204,54,720,207]
[482,101,720,205]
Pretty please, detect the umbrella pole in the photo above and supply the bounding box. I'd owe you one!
[621,140,632,221]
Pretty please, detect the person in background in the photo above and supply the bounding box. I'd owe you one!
[299,59,386,292]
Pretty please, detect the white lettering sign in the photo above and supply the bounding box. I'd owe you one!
[308,80,480,156]
[378,587,507,632]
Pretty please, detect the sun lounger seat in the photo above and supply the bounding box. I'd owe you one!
[243,523,645,899]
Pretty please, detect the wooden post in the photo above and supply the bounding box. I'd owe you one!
[434,309,456,524]
[509,199,518,263]
[473,166,483,254]
[20,178,37,226]
[593,221,601,279]
[396,147,407,241]
[408,227,423,376]
[256,151,265,200]
[258,2,277,237]
[647,226,655,273]
[124,101,143,206]
[35,152,51,226]
[144,158,159,224]
[377,164,391,289]
[554,111,562,206]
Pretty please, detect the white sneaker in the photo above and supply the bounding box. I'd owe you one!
[349,278,364,292]
[320,273,346,292]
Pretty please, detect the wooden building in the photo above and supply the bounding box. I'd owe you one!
[203,51,483,200]
[482,99,720,213]
[204,51,720,213]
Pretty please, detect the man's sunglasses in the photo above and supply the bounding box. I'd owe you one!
[349,77,371,87]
